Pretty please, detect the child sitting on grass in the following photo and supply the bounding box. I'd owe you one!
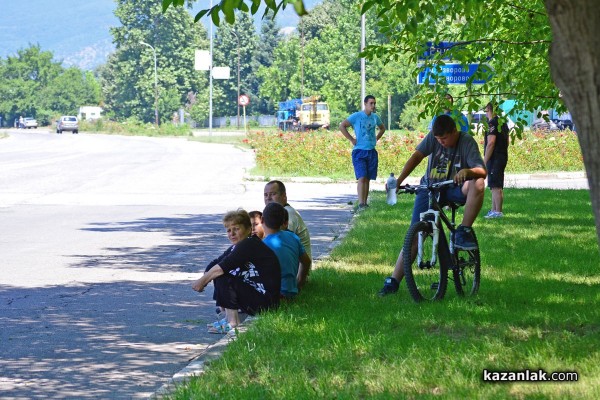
[262,202,312,298]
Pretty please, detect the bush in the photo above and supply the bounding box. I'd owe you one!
[247,129,583,179]
[80,118,192,136]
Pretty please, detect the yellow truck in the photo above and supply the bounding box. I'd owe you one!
[297,96,330,130]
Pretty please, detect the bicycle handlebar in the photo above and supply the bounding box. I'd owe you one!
[398,179,456,194]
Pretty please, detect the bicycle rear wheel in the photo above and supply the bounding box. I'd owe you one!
[403,221,448,302]
[452,230,481,296]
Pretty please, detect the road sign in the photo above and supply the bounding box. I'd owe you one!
[418,41,458,61]
[417,63,492,85]
[238,94,250,106]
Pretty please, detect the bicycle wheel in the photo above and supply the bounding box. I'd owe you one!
[403,221,448,302]
[452,230,481,296]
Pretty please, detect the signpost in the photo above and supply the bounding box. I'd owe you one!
[238,95,250,133]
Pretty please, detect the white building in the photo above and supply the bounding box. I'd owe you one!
[78,106,103,121]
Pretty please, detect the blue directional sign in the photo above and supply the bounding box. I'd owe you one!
[418,41,459,61]
[417,63,492,85]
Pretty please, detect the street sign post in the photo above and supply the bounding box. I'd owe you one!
[417,63,492,85]
[238,95,250,133]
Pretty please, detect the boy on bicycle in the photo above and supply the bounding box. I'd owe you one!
[378,114,487,296]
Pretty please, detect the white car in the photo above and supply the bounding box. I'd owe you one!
[56,116,79,134]
[23,117,38,129]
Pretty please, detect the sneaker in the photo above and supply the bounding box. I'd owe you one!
[454,225,478,250]
[484,210,504,219]
[377,276,399,296]
[351,203,369,214]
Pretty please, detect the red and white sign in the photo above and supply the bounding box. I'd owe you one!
[238,94,250,106]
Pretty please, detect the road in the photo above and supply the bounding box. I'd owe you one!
[0,130,356,399]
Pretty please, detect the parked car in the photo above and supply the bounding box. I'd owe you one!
[23,117,38,129]
[551,118,575,131]
[531,117,559,131]
[56,116,79,134]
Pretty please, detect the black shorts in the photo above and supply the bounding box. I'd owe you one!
[486,156,508,189]
[213,275,278,316]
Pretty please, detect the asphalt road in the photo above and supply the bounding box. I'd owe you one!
[0,130,356,399]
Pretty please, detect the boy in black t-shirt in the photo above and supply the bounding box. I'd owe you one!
[483,102,509,218]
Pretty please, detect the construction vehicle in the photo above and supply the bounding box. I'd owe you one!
[276,99,302,131]
[297,95,330,130]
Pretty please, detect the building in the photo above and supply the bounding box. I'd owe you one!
[78,106,103,121]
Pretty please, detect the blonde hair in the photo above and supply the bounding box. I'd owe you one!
[222,208,251,229]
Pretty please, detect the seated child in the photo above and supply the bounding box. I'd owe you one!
[261,203,311,298]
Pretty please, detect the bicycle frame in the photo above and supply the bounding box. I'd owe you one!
[408,180,460,267]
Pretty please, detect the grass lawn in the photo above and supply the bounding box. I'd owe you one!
[170,188,599,399]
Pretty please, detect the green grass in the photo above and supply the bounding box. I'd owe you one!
[169,189,599,399]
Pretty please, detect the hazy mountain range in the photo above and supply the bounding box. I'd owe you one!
[0,0,321,71]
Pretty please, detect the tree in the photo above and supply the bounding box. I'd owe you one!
[101,0,209,124]
[0,45,62,122]
[212,12,259,117]
[163,0,600,248]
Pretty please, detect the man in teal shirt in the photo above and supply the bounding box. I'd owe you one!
[428,93,469,133]
[339,95,386,211]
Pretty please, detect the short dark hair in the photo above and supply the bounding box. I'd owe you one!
[364,95,375,104]
[432,114,457,137]
[485,101,496,113]
[262,202,286,229]
[266,180,286,195]
[248,210,262,219]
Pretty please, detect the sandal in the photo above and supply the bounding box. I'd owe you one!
[207,317,227,329]
[207,321,233,334]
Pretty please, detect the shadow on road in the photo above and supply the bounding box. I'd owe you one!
[0,194,354,398]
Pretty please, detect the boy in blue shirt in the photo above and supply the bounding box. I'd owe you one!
[262,202,311,298]
[339,95,386,210]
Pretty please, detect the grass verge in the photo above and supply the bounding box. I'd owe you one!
[169,188,599,399]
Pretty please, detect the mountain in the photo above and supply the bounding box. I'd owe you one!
[0,0,322,71]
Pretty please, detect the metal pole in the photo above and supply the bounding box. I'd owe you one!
[209,0,213,136]
[232,30,241,129]
[361,13,366,110]
[140,41,158,126]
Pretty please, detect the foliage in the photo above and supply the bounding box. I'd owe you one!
[360,0,558,134]
[0,44,100,126]
[100,0,209,124]
[247,128,583,179]
[80,117,191,136]
[171,189,599,399]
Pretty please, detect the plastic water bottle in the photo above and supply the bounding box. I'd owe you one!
[386,173,397,205]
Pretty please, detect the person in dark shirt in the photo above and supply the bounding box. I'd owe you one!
[193,209,281,334]
[483,102,510,219]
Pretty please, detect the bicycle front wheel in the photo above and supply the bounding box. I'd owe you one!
[452,230,481,296]
[403,221,448,302]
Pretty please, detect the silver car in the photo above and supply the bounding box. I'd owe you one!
[56,116,79,134]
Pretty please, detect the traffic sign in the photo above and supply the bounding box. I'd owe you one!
[417,63,492,85]
[418,41,458,61]
[238,95,250,106]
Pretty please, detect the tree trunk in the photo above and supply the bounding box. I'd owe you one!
[546,0,600,250]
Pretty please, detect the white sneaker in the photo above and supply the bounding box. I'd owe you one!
[485,211,504,219]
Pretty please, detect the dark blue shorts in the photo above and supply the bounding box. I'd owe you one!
[352,149,378,180]
[486,156,507,188]
[411,180,467,225]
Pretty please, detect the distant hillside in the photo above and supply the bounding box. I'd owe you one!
[0,0,322,71]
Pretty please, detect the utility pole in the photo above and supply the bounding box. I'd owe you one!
[231,30,241,129]
[140,41,159,126]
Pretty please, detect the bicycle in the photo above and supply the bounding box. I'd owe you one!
[398,179,481,302]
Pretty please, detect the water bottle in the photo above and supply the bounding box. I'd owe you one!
[386,173,397,205]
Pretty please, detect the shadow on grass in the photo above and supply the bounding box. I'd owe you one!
[174,188,600,399]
